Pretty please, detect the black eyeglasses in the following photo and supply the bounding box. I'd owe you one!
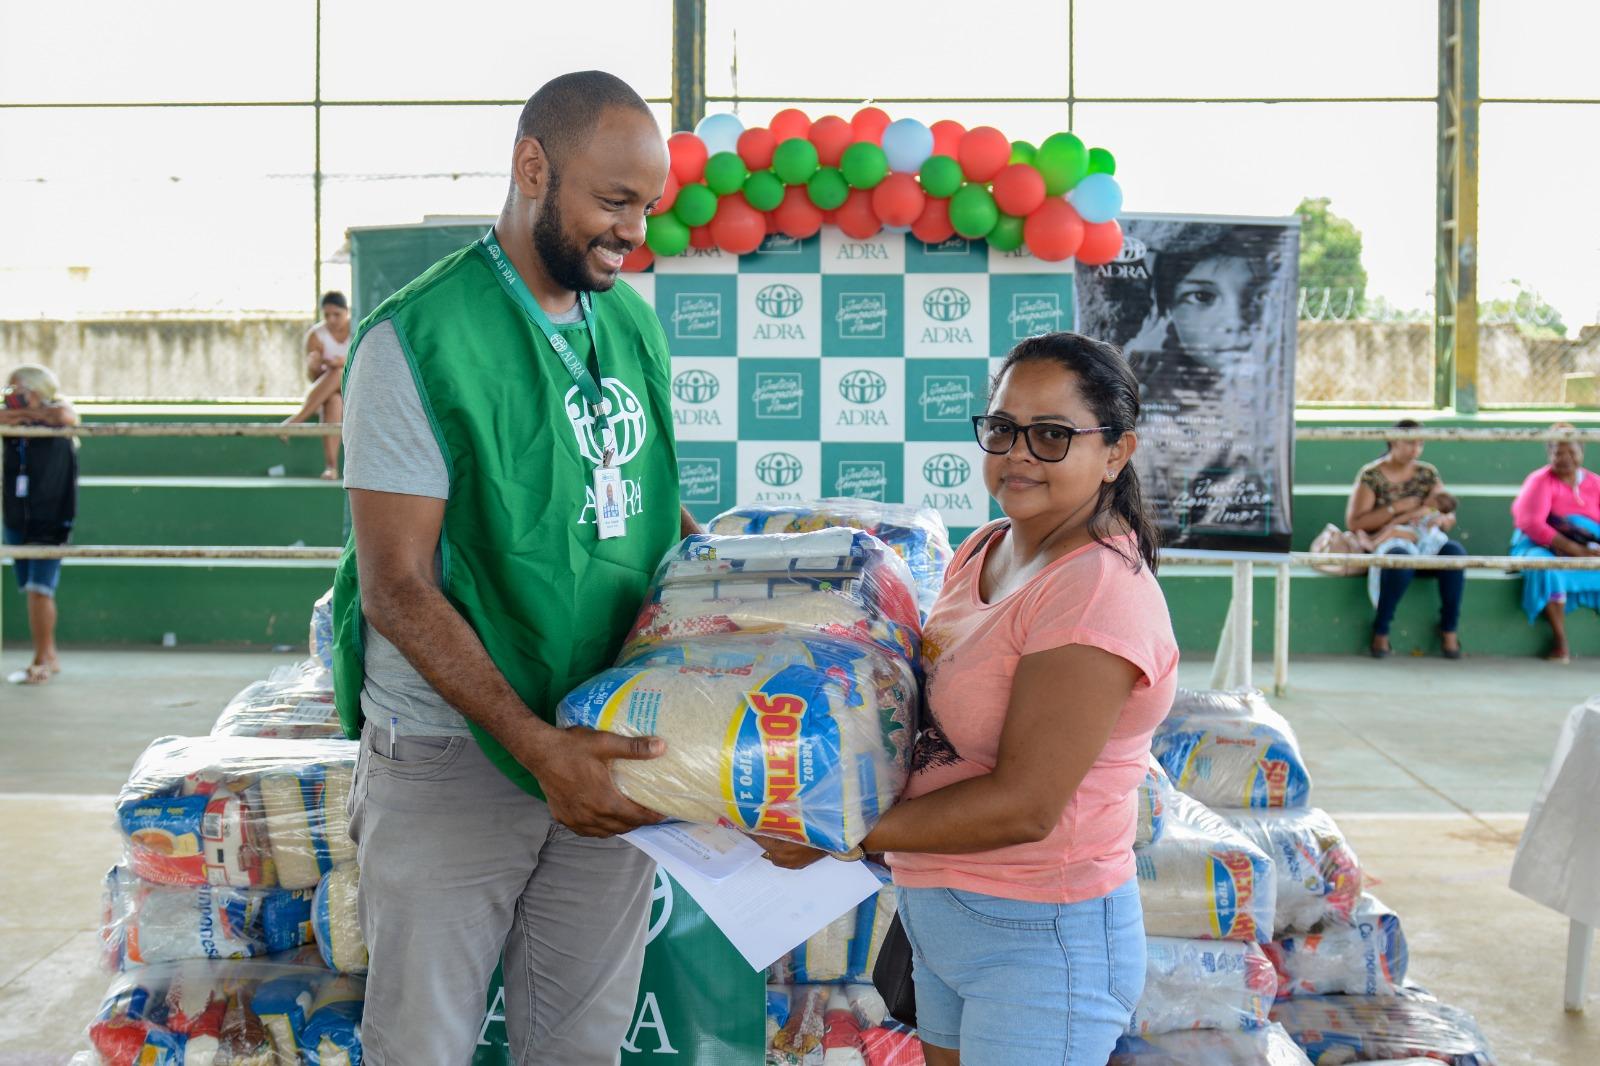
[971,415,1110,463]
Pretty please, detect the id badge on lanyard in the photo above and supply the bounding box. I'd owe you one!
[478,228,630,540]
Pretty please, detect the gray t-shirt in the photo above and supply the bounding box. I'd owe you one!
[343,307,583,736]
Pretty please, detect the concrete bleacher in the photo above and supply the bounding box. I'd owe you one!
[3,405,1597,655]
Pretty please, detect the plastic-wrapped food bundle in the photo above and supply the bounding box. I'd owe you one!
[1110,1022,1312,1064]
[1270,989,1496,1065]
[100,865,314,970]
[621,529,923,666]
[1153,690,1312,810]
[313,863,368,974]
[1222,808,1363,934]
[769,870,896,984]
[1130,937,1276,1036]
[1266,895,1408,1000]
[84,958,363,1066]
[310,589,334,673]
[210,659,339,740]
[1137,758,1173,848]
[709,499,953,619]
[766,985,924,1066]
[116,736,356,891]
[1136,789,1276,943]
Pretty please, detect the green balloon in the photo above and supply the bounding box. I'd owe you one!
[918,155,963,199]
[646,212,691,257]
[772,138,820,185]
[987,213,1025,252]
[672,183,718,228]
[840,142,888,190]
[703,151,749,196]
[1036,132,1089,196]
[949,183,999,239]
[743,169,786,212]
[1009,140,1037,166]
[807,167,850,210]
[1088,147,1117,176]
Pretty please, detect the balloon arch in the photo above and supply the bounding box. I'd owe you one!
[624,106,1125,272]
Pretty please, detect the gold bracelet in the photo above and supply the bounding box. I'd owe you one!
[832,845,866,862]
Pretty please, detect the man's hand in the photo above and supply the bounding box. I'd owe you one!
[516,724,668,838]
[756,836,830,870]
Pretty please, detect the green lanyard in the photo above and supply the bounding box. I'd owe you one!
[476,228,614,462]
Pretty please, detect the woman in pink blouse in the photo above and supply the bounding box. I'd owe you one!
[762,333,1179,1065]
[1510,424,1600,663]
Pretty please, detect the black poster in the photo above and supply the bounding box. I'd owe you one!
[1075,214,1298,552]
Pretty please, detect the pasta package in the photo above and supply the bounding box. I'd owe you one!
[100,865,314,970]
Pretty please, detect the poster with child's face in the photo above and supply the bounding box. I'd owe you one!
[1074,214,1299,552]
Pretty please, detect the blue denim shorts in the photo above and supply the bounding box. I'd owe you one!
[896,878,1145,1066]
[3,526,63,597]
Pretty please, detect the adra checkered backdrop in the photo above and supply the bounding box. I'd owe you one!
[625,229,1076,542]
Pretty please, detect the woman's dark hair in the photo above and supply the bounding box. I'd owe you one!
[990,331,1160,573]
[1385,418,1422,458]
[1152,229,1273,320]
[320,290,349,310]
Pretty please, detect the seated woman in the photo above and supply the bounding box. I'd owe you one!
[1344,419,1465,659]
[1510,425,1600,663]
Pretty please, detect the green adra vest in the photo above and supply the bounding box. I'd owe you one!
[331,243,680,798]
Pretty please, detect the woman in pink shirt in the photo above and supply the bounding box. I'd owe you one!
[765,333,1179,1065]
[1510,424,1600,663]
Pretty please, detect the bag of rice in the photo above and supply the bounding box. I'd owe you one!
[1137,758,1174,848]
[1153,689,1312,809]
[1135,789,1276,943]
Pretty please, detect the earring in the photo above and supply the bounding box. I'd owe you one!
[1104,471,1117,483]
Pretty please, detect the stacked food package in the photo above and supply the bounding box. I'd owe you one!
[77,594,369,1065]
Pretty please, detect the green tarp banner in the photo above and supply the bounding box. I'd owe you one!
[473,869,766,1063]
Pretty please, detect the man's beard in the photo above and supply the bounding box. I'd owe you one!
[532,174,631,294]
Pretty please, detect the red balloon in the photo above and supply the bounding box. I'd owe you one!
[689,223,714,249]
[991,163,1046,217]
[871,172,925,228]
[710,194,768,255]
[656,172,681,215]
[851,106,891,144]
[822,209,837,225]
[808,115,853,167]
[1023,199,1086,262]
[1075,218,1124,265]
[668,132,708,185]
[621,245,654,273]
[737,127,777,171]
[835,188,883,240]
[958,126,1011,183]
[911,197,956,245]
[930,120,966,158]
[770,108,812,143]
[772,185,824,239]
[767,211,781,234]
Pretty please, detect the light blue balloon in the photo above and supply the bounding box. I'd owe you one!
[694,112,745,157]
[1069,172,1123,224]
[881,118,934,174]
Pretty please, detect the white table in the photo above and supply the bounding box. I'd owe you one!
[1509,696,1600,1012]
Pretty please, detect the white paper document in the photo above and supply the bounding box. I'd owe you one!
[625,822,883,971]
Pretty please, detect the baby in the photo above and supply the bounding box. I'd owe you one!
[1356,492,1457,553]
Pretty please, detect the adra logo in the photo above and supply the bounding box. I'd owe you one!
[756,452,804,487]
[563,378,646,466]
[755,283,805,319]
[672,369,720,404]
[838,369,888,405]
[922,287,971,322]
[923,453,971,488]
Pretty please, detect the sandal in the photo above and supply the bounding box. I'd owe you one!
[1369,636,1392,659]
[1439,630,1463,660]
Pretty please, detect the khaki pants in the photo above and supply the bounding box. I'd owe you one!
[349,719,655,1065]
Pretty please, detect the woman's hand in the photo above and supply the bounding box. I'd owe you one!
[756,837,831,870]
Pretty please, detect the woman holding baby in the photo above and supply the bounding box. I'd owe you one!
[1344,419,1466,659]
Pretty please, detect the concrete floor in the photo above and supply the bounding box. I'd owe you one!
[1,648,1597,1064]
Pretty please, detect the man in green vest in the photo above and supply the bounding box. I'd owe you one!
[332,71,696,1063]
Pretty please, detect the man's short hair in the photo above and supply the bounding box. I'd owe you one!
[321,291,348,310]
[516,71,654,172]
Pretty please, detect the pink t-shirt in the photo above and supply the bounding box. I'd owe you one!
[1511,465,1600,547]
[888,521,1179,903]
